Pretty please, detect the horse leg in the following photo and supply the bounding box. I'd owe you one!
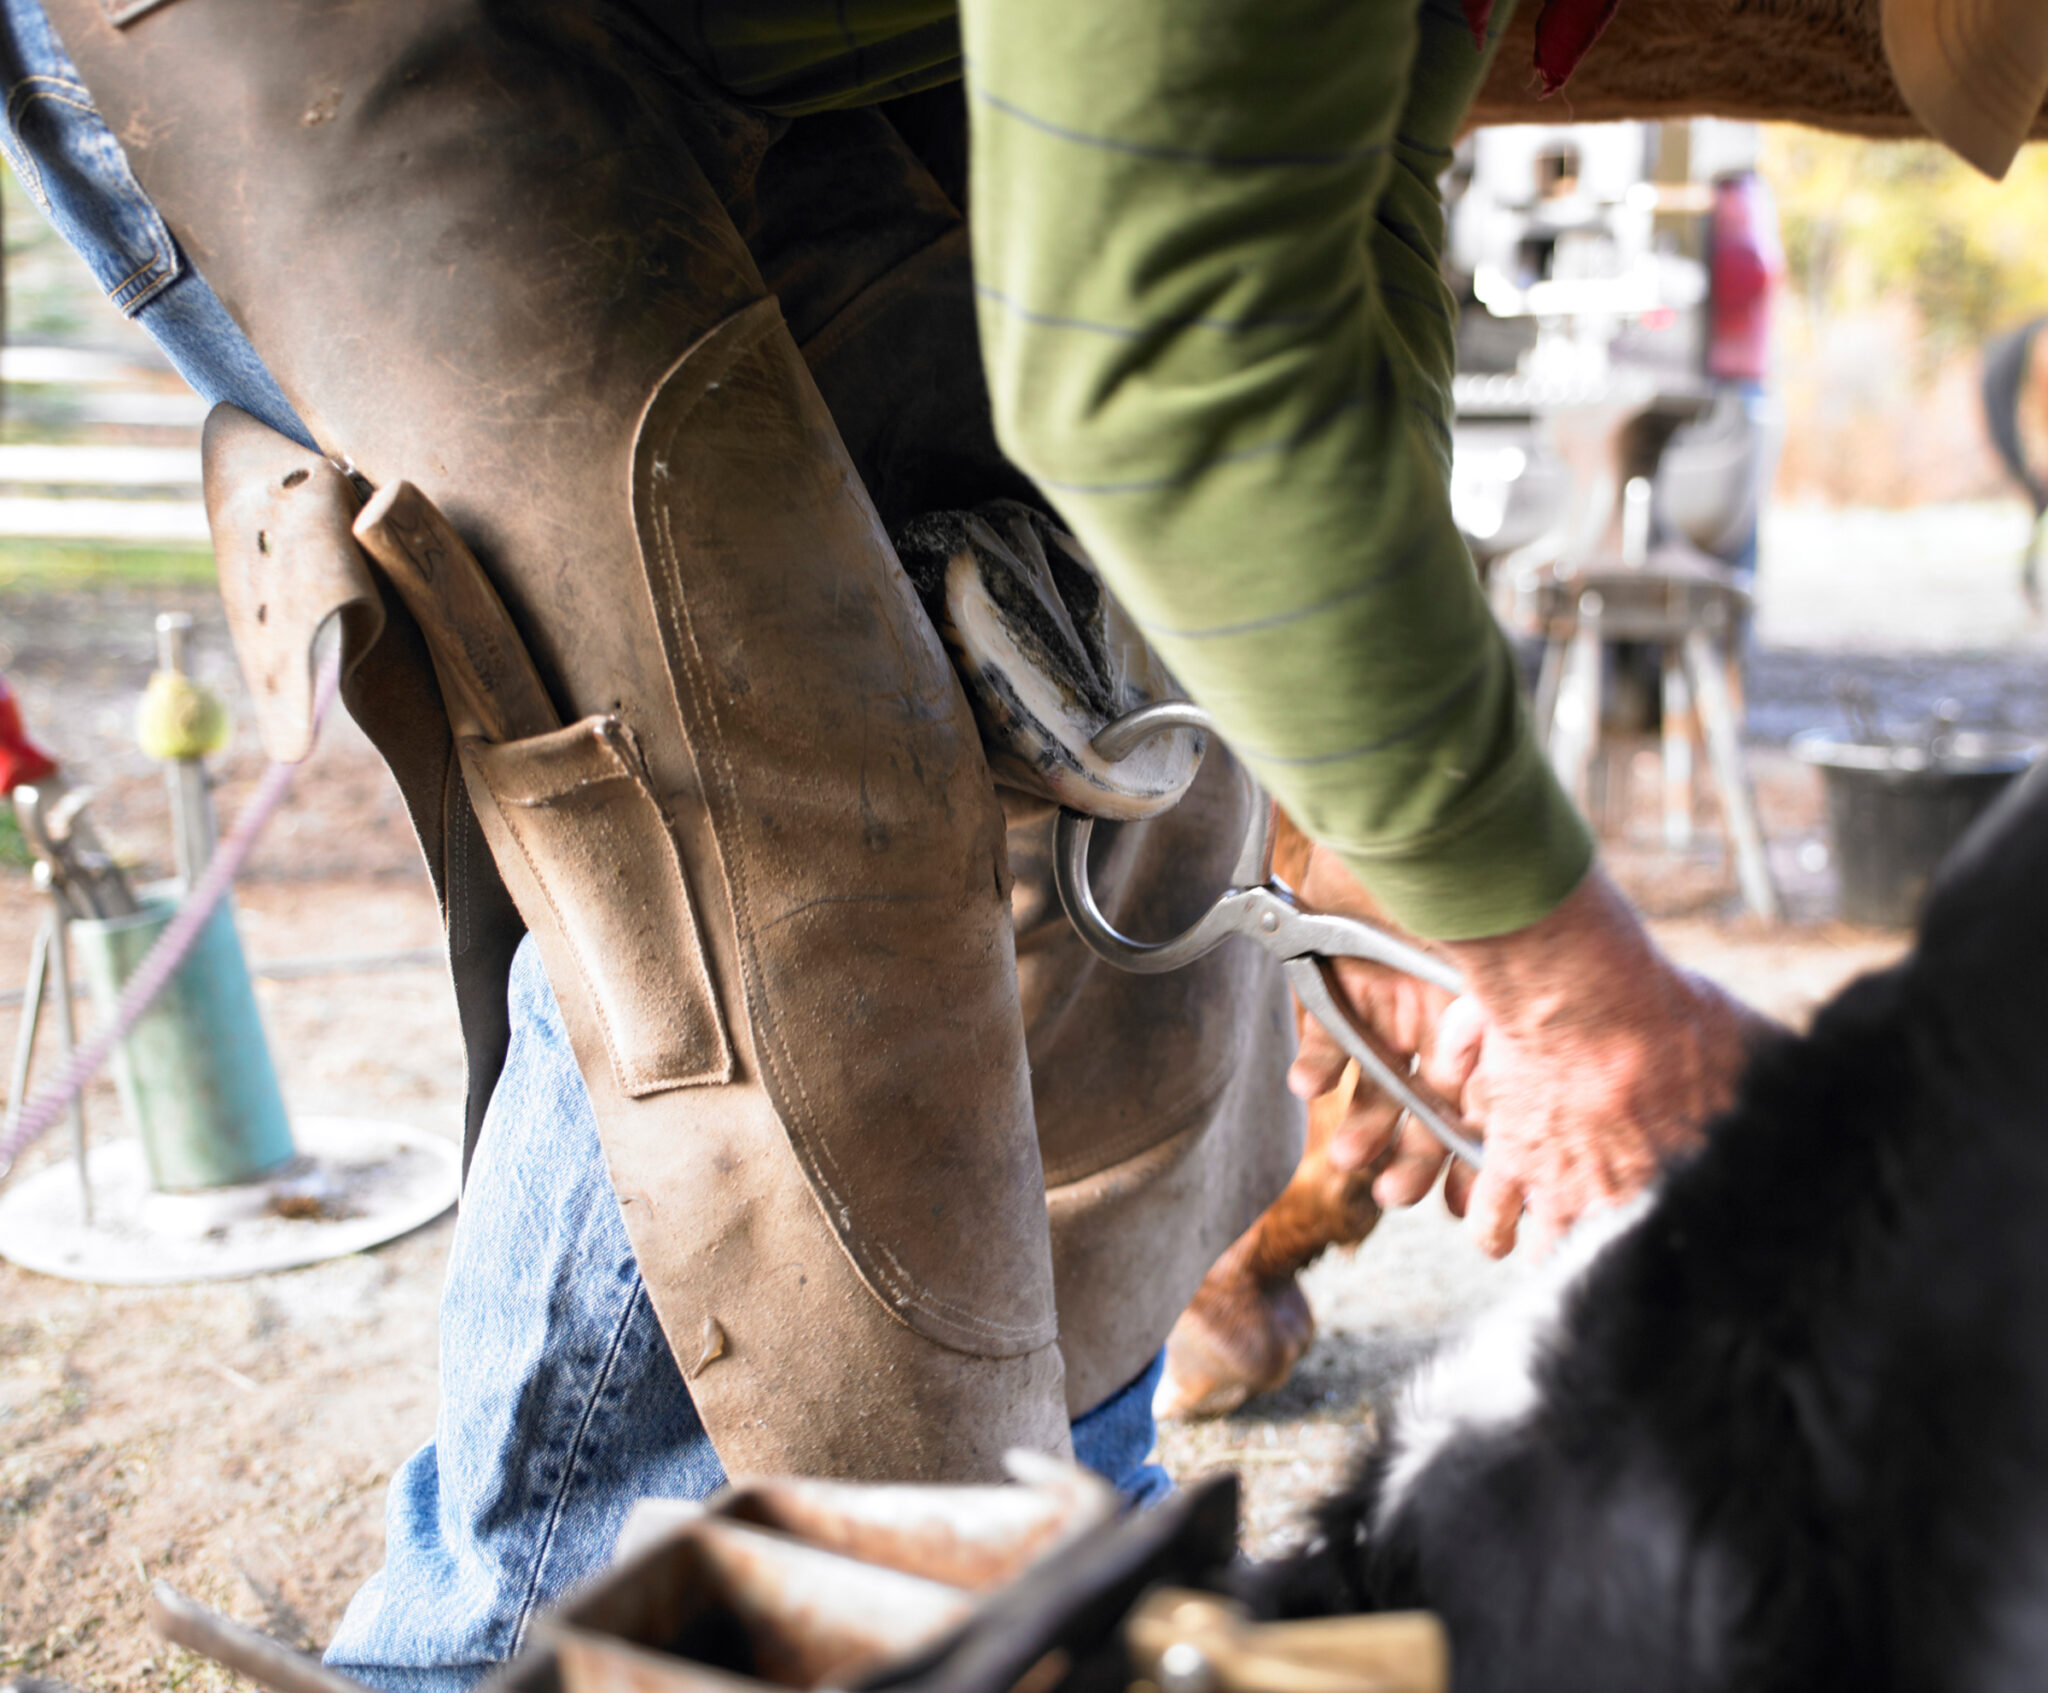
[1158,1047,1390,1419]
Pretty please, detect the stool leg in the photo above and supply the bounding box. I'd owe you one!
[44,910,91,1224]
[1533,634,1568,750]
[1684,628,1781,921]
[6,915,51,1134]
[1661,644,1695,851]
[1549,593,1605,814]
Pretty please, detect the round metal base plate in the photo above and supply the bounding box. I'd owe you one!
[0,1116,458,1285]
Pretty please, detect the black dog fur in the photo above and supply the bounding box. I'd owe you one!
[1245,765,2048,1692]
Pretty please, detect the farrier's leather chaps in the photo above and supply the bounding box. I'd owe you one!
[48,0,1301,1473]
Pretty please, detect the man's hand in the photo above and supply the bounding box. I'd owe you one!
[1286,844,1775,1258]
[1430,867,1773,1255]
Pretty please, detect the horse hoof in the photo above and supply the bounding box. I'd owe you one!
[1155,1274,1316,1420]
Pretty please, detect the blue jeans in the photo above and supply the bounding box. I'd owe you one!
[326,940,1170,1692]
[0,0,307,446]
[0,23,1170,1689]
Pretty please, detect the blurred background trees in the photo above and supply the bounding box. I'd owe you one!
[1764,129,2048,504]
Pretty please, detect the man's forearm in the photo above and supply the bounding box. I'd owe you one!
[962,0,1593,940]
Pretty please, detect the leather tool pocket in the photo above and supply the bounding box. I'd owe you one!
[464,716,733,1096]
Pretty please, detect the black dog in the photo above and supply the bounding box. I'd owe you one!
[1249,764,2048,1692]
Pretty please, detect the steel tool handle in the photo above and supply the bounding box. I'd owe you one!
[1285,957,1485,1169]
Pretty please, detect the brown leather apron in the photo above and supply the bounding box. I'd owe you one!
[52,0,1301,1472]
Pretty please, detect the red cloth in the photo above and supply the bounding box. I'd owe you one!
[1708,174,1783,383]
[0,674,58,792]
[1462,0,1624,93]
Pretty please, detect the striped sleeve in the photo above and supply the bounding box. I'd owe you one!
[961,0,1593,940]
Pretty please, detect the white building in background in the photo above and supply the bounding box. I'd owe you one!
[1444,118,1779,572]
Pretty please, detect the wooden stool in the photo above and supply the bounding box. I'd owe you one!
[1530,546,1781,920]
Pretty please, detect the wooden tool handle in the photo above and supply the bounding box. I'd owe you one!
[1128,1588,1449,1693]
[150,1580,374,1693]
[352,480,560,743]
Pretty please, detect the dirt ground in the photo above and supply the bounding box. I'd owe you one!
[0,550,2031,1688]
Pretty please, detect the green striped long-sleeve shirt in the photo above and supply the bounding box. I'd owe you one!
[684,0,1594,941]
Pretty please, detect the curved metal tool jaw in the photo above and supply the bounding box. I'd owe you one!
[1053,704,1484,1169]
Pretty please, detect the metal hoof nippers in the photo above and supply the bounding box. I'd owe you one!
[15,782,138,922]
[1053,702,1484,1169]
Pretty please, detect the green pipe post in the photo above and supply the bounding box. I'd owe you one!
[70,890,294,1191]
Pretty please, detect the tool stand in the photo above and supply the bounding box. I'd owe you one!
[1,878,459,1283]
[0,613,459,1285]
[6,868,94,1222]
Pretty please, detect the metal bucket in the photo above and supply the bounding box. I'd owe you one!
[69,890,294,1190]
[1793,730,2039,927]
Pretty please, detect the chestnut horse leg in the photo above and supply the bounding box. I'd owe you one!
[1157,1046,1388,1418]
[1157,815,1405,1420]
